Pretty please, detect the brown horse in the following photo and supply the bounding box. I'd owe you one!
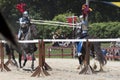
[69,27,107,73]
[77,36,107,73]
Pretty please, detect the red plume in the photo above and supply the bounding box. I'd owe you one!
[82,4,92,19]
[16,3,26,13]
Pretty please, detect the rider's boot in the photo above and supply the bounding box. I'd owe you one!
[78,52,82,57]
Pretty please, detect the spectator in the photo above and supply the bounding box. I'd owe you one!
[102,48,107,56]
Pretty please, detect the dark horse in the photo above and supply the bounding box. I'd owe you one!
[70,27,107,72]
[4,24,38,70]
[77,36,107,72]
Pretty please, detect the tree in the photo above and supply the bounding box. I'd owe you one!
[89,22,120,38]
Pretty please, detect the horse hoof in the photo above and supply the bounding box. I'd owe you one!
[20,66,23,68]
[31,67,34,71]
[93,64,97,69]
[77,65,80,69]
[77,67,80,69]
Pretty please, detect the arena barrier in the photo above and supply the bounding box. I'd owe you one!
[1,38,120,75]
[0,41,11,71]
[31,40,51,77]
[0,40,52,77]
[46,46,74,58]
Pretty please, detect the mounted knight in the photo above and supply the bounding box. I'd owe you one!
[15,3,38,69]
[16,3,31,40]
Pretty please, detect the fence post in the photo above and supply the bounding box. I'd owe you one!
[48,47,50,58]
[31,39,51,77]
[61,48,63,58]
[0,41,11,71]
[79,39,94,74]
[71,47,74,58]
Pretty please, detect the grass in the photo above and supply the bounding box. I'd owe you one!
[101,42,110,48]
[38,43,73,58]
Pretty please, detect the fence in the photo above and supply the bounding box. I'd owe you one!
[18,39,120,60]
[46,46,74,58]
[0,39,120,76]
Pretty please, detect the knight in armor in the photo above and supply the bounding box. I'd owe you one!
[18,11,31,40]
[76,15,88,57]
[16,3,31,40]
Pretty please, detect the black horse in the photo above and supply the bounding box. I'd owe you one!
[70,27,107,72]
[77,36,107,71]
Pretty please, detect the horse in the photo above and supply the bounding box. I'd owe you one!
[77,36,107,72]
[70,27,107,72]
[18,23,38,70]
[4,23,38,70]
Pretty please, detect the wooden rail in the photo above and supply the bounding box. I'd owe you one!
[46,46,74,58]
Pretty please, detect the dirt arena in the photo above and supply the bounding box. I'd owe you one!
[0,58,120,80]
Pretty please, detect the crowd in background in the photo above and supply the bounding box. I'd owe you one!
[102,45,120,61]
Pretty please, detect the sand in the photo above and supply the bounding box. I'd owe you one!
[0,58,120,80]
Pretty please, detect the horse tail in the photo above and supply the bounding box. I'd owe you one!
[93,42,107,66]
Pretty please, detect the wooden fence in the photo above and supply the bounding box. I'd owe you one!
[46,46,74,58]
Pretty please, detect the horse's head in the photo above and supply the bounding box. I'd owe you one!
[29,24,38,39]
[22,23,38,40]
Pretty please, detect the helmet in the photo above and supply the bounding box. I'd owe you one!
[23,11,28,17]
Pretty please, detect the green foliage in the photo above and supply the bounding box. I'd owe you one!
[89,22,120,38]
[53,12,74,22]
[36,13,74,39]
[0,0,120,38]
[52,13,74,37]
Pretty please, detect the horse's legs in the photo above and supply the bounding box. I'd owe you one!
[31,53,35,70]
[77,56,83,69]
[18,53,22,68]
[11,49,18,67]
[23,51,27,67]
[99,62,103,71]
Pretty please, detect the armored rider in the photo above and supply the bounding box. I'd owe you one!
[18,11,31,40]
[76,4,92,57]
[16,3,31,40]
[76,15,88,57]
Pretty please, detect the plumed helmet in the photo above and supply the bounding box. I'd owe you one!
[16,3,26,13]
[23,11,28,15]
[23,11,28,17]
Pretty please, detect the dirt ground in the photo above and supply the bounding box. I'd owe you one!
[0,58,120,80]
